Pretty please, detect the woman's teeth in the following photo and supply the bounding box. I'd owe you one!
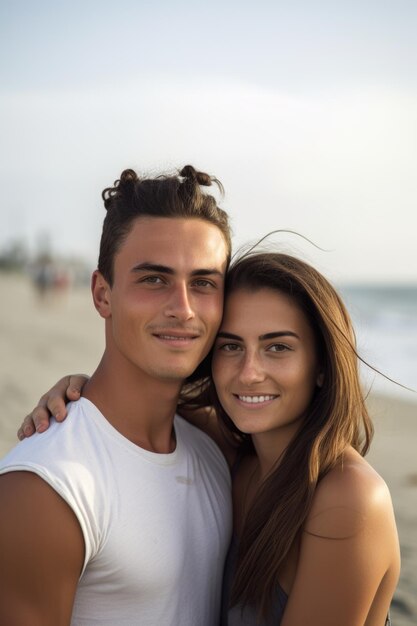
[238,395,277,403]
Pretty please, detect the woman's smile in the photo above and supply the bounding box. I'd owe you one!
[212,287,322,437]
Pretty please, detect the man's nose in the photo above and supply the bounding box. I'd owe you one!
[163,284,195,321]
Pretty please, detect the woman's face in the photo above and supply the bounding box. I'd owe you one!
[212,288,323,438]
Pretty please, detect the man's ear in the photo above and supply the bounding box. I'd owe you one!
[91,270,112,318]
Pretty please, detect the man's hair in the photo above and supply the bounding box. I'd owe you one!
[98,165,232,285]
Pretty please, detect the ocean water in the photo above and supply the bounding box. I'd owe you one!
[339,284,417,403]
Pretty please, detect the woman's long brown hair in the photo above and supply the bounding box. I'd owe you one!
[182,251,374,621]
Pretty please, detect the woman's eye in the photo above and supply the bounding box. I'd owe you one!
[268,343,290,352]
[218,343,241,352]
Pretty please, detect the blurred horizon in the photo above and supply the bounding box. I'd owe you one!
[1,0,416,284]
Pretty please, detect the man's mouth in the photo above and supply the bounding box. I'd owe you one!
[156,334,197,341]
[152,329,201,346]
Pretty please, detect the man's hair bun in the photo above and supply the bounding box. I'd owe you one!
[180,165,213,188]
[102,169,139,210]
[180,165,225,196]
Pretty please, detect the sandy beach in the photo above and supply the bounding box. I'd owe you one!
[0,271,416,624]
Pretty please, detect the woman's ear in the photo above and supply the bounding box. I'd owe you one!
[91,270,112,319]
[316,372,324,388]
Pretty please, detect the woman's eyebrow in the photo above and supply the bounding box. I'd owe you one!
[217,330,300,341]
[217,332,243,341]
[260,331,300,340]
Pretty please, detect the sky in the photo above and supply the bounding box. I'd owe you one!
[1,0,416,283]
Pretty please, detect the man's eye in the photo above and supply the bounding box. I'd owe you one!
[193,279,215,288]
[140,276,164,284]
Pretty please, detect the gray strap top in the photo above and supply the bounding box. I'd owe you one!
[220,535,392,626]
[220,535,287,626]
[221,453,391,625]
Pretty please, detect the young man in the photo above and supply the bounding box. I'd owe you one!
[0,166,233,625]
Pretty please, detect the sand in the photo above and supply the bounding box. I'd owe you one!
[0,272,416,624]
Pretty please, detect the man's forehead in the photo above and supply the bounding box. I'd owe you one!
[128,215,221,238]
[118,216,228,273]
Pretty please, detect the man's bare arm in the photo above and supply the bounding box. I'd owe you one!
[0,472,85,626]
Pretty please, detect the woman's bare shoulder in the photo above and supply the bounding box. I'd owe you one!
[282,448,400,625]
[305,447,395,539]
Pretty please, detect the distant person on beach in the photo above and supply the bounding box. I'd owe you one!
[16,250,400,624]
[0,165,233,625]
[31,253,72,299]
[31,253,56,297]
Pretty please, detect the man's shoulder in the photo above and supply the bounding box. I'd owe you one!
[0,398,104,574]
[174,415,230,474]
[0,397,102,475]
[0,470,85,624]
[174,413,217,446]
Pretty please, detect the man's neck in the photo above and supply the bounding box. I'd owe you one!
[82,351,184,454]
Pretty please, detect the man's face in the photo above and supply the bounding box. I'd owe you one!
[96,216,228,382]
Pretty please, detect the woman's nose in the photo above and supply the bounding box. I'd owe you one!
[238,352,266,385]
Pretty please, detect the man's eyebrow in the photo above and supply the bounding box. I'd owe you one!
[131,263,224,277]
[131,263,174,274]
[216,331,300,341]
[190,268,224,278]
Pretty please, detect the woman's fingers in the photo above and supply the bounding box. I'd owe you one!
[17,414,37,440]
[16,374,89,440]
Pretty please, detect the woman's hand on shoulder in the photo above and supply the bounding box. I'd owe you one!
[281,451,400,626]
[17,374,89,440]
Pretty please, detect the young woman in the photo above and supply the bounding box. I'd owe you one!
[19,252,400,625]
